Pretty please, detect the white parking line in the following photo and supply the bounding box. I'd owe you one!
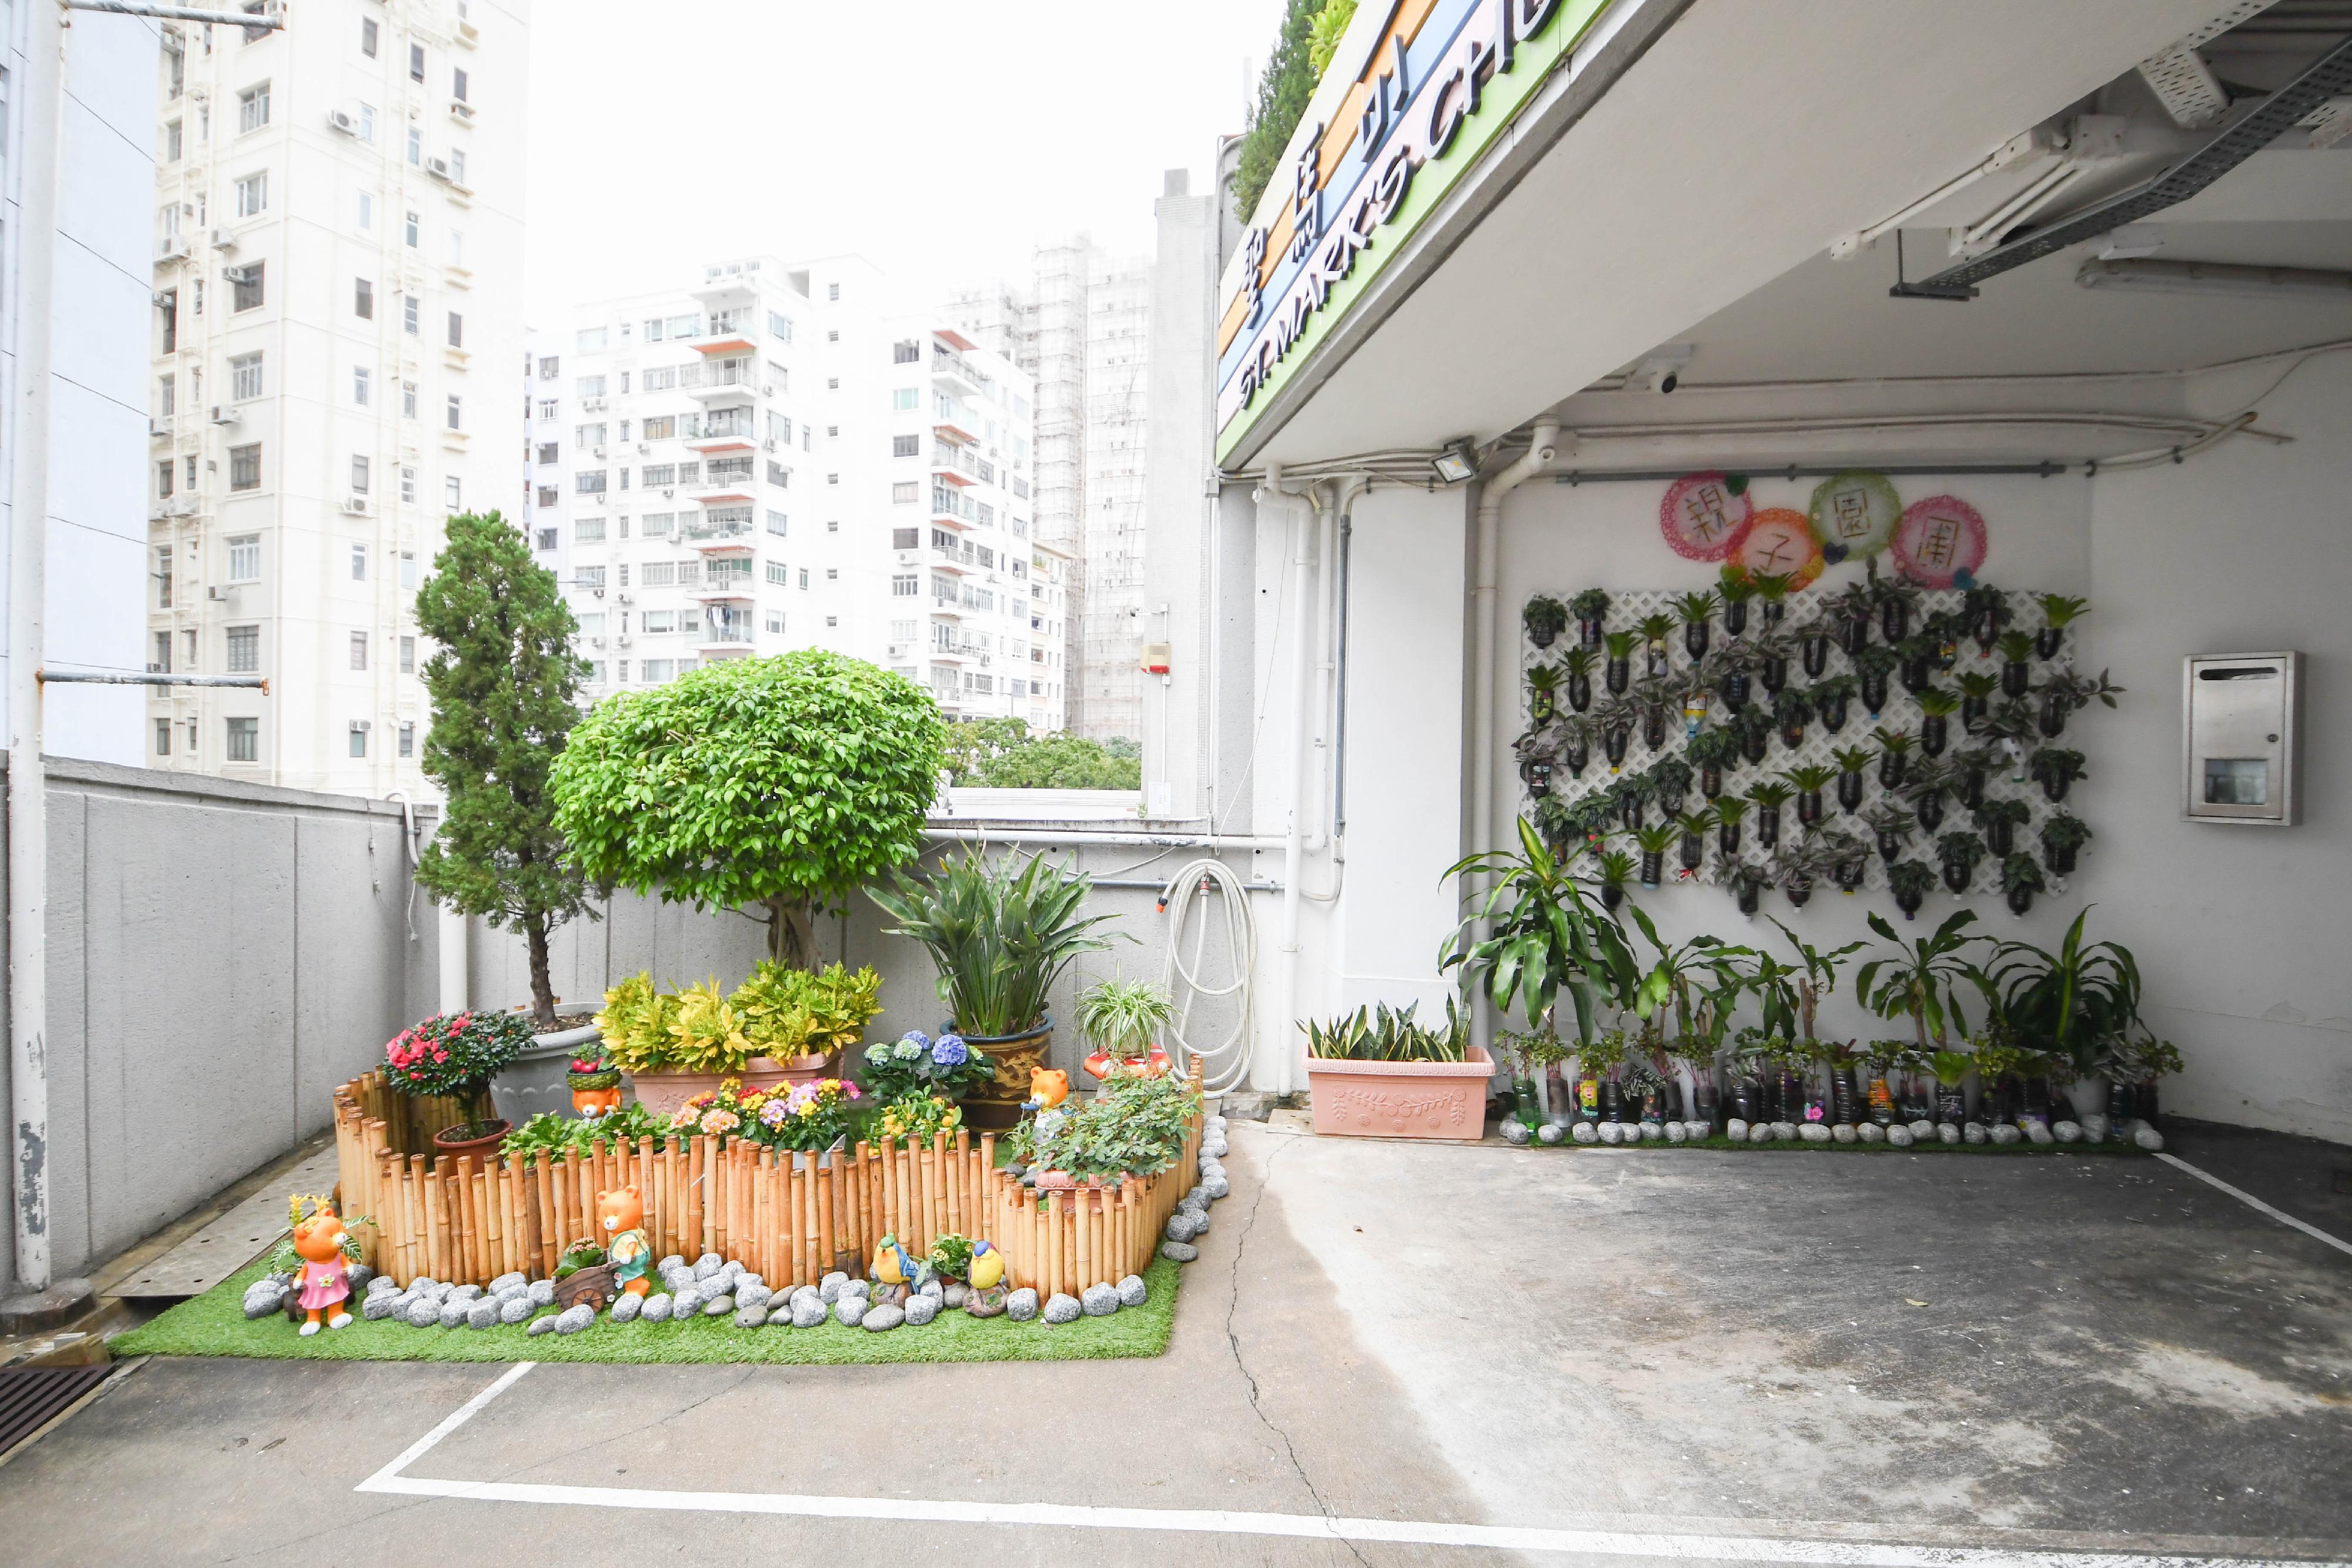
[355,1364,2346,1566]
[2156,1153,2352,1259]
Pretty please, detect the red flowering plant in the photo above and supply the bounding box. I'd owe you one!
[382,1011,539,1111]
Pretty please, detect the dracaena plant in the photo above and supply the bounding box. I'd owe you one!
[1855,909,1990,1054]
[1985,905,2142,1077]
[1442,818,1641,1044]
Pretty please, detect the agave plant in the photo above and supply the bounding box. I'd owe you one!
[1746,780,1793,850]
[1995,630,2037,697]
[1873,726,1915,790]
[1603,628,1640,695]
[1786,764,1837,827]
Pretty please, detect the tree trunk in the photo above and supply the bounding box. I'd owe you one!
[524,915,557,1028]
[765,895,819,970]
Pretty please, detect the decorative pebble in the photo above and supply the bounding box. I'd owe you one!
[1991,1122,2022,1145]
[489,1271,526,1295]
[642,1292,673,1323]
[466,1299,501,1330]
[500,1296,535,1325]
[1963,1121,1989,1144]
[2025,1121,2054,1146]
[1725,1118,1750,1140]
[1858,1123,1886,1144]
[1117,1274,1148,1307]
[1537,1123,1565,1146]
[1887,1125,1915,1148]
[1202,1175,1230,1200]
[1832,1123,1858,1144]
[1685,1121,1712,1141]
[1164,1213,1200,1243]
[2053,1120,2082,1144]
[1571,1121,1598,1144]
[1749,1123,1775,1144]
[1502,1121,1531,1146]
[736,1283,772,1312]
[1799,1123,1832,1144]
[1636,1122,1662,1142]
[1907,1119,1935,1140]
[405,1297,442,1328]
[1598,1122,1623,1145]
[345,1266,375,1296]
[1043,1292,1082,1325]
[943,1282,968,1309]
[835,1298,866,1328]
[1081,1283,1120,1317]
[242,1279,288,1320]
[610,1290,643,1323]
[527,1278,557,1308]
[818,1271,849,1303]
[657,1254,684,1274]
[450,1283,484,1302]
[703,1295,735,1316]
[366,1273,402,1295]
[861,1303,906,1332]
[437,1299,470,1329]
[492,1281,530,1305]
[527,1315,557,1336]
[362,1290,407,1322]
[693,1253,724,1280]
[1770,1121,1796,1141]
[1160,1241,1199,1263]
[736,1271,763,1293]
[2134,1126,2165,1151]
[1937,1123,1963,1145]
[1005,1288,1040,1322]
[790,1293,828,1328]
[553,1303,596,1335]
[840,1279,871,1302]
[734,1304,768,1328]
[903,1294,939,1327]
[409,1276,439,1293]
[2080,1113,2110,1142]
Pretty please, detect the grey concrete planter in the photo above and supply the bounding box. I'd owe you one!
[491,1019,603,1128]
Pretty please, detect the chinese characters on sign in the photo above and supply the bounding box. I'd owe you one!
[1659,472,1755,560]
[1892,496,1988,589]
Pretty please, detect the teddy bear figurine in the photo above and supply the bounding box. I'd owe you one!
[289,1198,355,1336]
[598,1185,652,1296]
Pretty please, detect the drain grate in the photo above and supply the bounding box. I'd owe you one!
[0,1365,112,1459]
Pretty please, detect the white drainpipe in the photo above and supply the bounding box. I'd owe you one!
[1466,420,1560,1066]
[1265,466,1328,1096]
[1304,475,1369,855]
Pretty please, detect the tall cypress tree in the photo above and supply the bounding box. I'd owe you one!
[1234,0,1330,217]
[413,511,593,1027]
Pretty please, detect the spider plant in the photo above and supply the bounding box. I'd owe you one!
[1916,687,1960,757]
[1522,593,1569,650]
[1785,764,1836,827]
[2034,593,2089,660]
[1831,744,1876,815]
[871,850,1122,1038]
[1442,818,1641,1042]
[1675,589,1719,661]
[1078,976,1176,1061]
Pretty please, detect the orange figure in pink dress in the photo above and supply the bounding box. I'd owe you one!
[290,1202,355,1336]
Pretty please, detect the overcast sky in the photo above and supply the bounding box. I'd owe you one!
[522,0,1273,316]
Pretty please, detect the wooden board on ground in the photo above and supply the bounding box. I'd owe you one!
[112,1148,340,1299]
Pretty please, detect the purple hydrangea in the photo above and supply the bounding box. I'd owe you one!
[931,1034,968,1067]
[901,1029,933,1051]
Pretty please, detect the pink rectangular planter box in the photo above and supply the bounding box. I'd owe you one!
[1303,1043,1496,1141]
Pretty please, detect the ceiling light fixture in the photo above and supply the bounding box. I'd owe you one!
[2075,258,2352,302]
[1431,439,1479,484]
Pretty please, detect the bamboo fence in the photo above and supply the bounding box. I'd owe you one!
[330,1062,1202,1299]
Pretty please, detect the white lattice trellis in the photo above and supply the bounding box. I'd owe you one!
[1518,587,2093,906]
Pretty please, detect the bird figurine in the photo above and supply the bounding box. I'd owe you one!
[873,1232,916,1289]
[1023,1067,1070,1114]
[967,1239,1004,1290]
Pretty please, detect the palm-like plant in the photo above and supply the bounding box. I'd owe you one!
[1856,909,1989,1054]
[1675,589,1719,661]
[1603,628,1640,694]
[1442,817,1641,1044]
[1831,743,1875,814]
[1986,906,2141,1076]
[2035,593,2089,659]
[1916,687,1960,756]
[1745,778,1793,849]
[1755,916,1865,1041]
[1785,763,1837,826]
[1873,726,1915,790]
[871,850,1123,1038]
[1633,821,1678,886]
[1637,611,1678,677]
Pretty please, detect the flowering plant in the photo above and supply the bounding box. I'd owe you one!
[750,1078,861,1153]
[878,1091,963,1148]
[382,1010,537,1104]
[860,1029,994,1104]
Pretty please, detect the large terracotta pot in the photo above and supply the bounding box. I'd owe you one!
[627,1054,837,1116]
[953,1017,1052,1131]
[431,1116,513,1162]
[1303,1043,1496,1142]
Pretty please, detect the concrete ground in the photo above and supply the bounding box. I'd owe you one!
[2,1122,2347,1565]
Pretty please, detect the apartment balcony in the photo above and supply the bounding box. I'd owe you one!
[930,598,964,620]
[681,362,762,402]
[691,473,758,504]
[689,576,756,603]
[931,445,981,487]
[930,545,974,575]
[683,426,757,454]
[677,514,755,549]
[691,328,756,356]
[930,489,975,530]
[932,415,980,446]
[931,350,981,399]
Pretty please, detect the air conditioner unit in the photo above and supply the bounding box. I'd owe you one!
[662,488,675,499]
[593,445,607,457]
[614,592,633,605]
[150,417,172,438]
[589,635,605,648]
[209,405,239,425]
[582,397,606,411]
[449,100,475,123]
[591,587,606,599]
[209,228,236,250]
[615,634,632,648]
[168,496,198,517]
[425,156,454,183]
[343,495,372,516]
[156,235,191,262]
[326,108,358,136]
[637,442,651,453]
[222,263,259,286]
[763,437,779,452]
[206,584,230,601]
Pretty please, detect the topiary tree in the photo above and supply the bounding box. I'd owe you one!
[413,510,593,1028]
[550,651,946,970]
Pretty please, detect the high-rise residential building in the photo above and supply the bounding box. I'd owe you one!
[527,255,1066,728]
[144,0,527,793]
[947,233,1151,743]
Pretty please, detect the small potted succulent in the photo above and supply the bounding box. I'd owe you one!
[1863,800,1915,863]
[1973,797,2030,857]
[1916,688,1959,757]
[1674,807,1715,875]
[1713,794,1750,858]
[1810,673,1858,735]
[1963,583,2010,655]
[2036,667,2124,738]
[1753,572,1793,628]
[383,1010,540,1158]
[1746,779,1792,851]
[1852,644,1900,718]
[1526,662,1561,724]
[1786,764,1835,828]
[1562,646,1596,713]
[1937,830,1987,895]
[1571,587,1612,648]
[2029,746,2086,803]
[1874,727,1914,791]
[1716,567,1757,638]
[1831,745,1875,815]
[2041,811,2092,875]
[1994,630,2037,698]
[1686,726,1739,799]
[1773,686,1813,751]
[1887,858,1937,921]
[1522,593,1569,649]
[1634,822,1676,887]
[1638,612,1678,679]
[1676,589,1718,661]
[2034,593,2088,660]
[1603,629,1639,695]
[1872,570,1920,644]
[1956,670,2000,732]
[2000,852,2046,917]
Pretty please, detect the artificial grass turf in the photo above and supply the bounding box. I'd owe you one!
[112,1254,1181,1366]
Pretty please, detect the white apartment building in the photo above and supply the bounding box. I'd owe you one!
[145,0,527,794]
[529,255,1067,729]
[948,232,1151,743]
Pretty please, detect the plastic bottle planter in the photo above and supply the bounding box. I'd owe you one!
[1564,656,1593,714]
[1793,778,1827,828]
[1642,704,1670,751]
[1997,634,2036,698]
[1638,846,1665,888]
[1917,694,1956,758]
[1877,736,1912,791]
[1875,827,1905,862]
[1958,678,1996,733]
[1879,591,1913,646]
[1912,788,1946,833]
[1574,1076,1602,1124]
[2106,1078,2133,1131]
[2038,690,2073,738]
[1936,1083,1968,1125]
[2042,815,2089,875]
[1836,611,1869,658]
[1899,648,1936,697]
[1524,596,1568,650]
[1966,590,2007,654]
[1889,862,1934,920]
[1785,873,1815,908]
[1729,1078,1762,1123]
[1752,798,1785,850]
[1899,1083,1933,1124]
[1733,871,1766,916]
[1829,1068,1859,1124]
[1836,767,1867,816]
[1559,731,1591,778]
[1977,804,2024,857]
[1683,616,1712,663]
[1816,685,1855,735]
[1775,1069,1806,1123]
[1719,670,1752,715]
[1759,647,1790,695]
[1802,631,1831,678]
[1603,633,1636,694]
[1599,878,1625,912]
[1527,678,1557,726]
[1698,763,1724,800]
[1740,718,1770,765]
[1867,1076,1896,1126]
[1603,724,1631,770]
[2033,749,2084,803]
[1835,855,1868,892]
[1715,808,1745,860]
[1939,835,1984,894]
[1956,763,1988,811]
[1776,701,1810,753]
[1854,652,1897,718]
[1679,826,1706,874]
[1519,754,1555,797]
[1596,1078,1623,1122]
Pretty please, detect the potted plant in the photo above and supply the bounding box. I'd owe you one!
[2036,668,2124,738]
[1871,570,1920,644]
[1831,745,1874,815]
[1603,629,1639,695]
[1961,583,2009,655]
[1595,848,1636,912]
[1737,708,1772,766]
[743,1078,863,1159]
[1916,688,1959,757]
[1637,612,1677,679]
[594,975,747,1114]
[1613,771,1657,833]
[2000,852,2046,916]
[1516,732,1556,797]
[1673,808,1715,875]
[1595,694,1636,771]
[1633,823,1676,887]
[1863,800,1915,863]
[1852,644,1900,718]
[1570,587,1612,648]
[1676,590,1718,661]
[1973,797,2030,857]
[1753,627,1793,694]
[382,1010,539,1157]
[1988,909,2143,1091]
[1526,662,1561,724]
[1649,756,1695,817]
[1874,727,1914,791]
[860,1027,998,1104]
[1857,910,1986,1064]
[871,848,1121,1128]
[1775,847,1816,908]
[1937,830,1987,894]
[1555,715,1595,778]
[1562,646,1597,713]
[1823,580,1873,657]
[2034,593,2089,660]
[1952,745,1997,811]
[1773,686,1814,751]
[1297,1001,1492,1142]
[1704,644,1754,715]
[729,959,885,1085]
[1716,567,1756,638]
[1632,676,1679,751]
[1753,572,1793,628]
[1994,630,2037,698]
[1887,858,1937,921]
[1523,593,1569,650]
[1746,780,1792,850]
[1822,827,1870,892]
[2029,746,2086,803]
[1896,633,1940,697]
[1956,671,2000,733]
[2041,811,2092,875]
[1075,976,1178,1084]
[877,1089,966,1152]
[1686,726,1739,799]
[1785,764,1835,828]
[1905,761,1953,833]
[1446,818,1641,1052]
[1810,673,1859,735]
[1730,862,1770,917]
[1713,794,1750,859]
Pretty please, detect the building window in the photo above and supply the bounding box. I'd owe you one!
[237,82,270,133]
[577,565,604,589]
[575,470,607,494]
[446,394,462,430]
[766,612,786,634]
[398,722,415,758]
[404,296,420,335]
[537,527,557,550]
[156,459,174,500]
[229,352,263,401]
[892,527,919,549]
[158,289,176,353]
[356,111,376,151]
[576,373,606,397]
[446,476,463,509]
[235,171,266,216]
[799,569,810,589]
[349,724,369,758]
[399,635,416,673]
[232,263,264,312]
[226,624,258,673]
[350,456,370,495]
[447,310,463,347]
[767,510,787,536]
[225,533,260,581]
[447,226,465,267]
[409,42,425,82]
[360,16,377,55]
[350,632,369,671]
[239,0,269,41]
[400,551,417,589]
[891,435,919,459]
[538,356,559,380]
[400,465,417,502]
[538,442,558,466]
[226,717,258,763]
[165,119,182,161]
[355,277,373,318]
[642,414,673,440]
[576,327,608,353]
[770,312,793,343]
[574,516,604,543]
[153,546,175,607]
[405,210,420,248]
[350,543,368,581]
[155,718,172,757]
[893,339,920,365]
[828,282,840,301]
[353,366,372,406]
[891,387,918,411]
[892,482,920,505]
[766,560,788,586]
[229,445,262,491]
[537,486,558,507]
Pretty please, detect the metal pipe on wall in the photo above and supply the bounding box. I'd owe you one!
[1267,466,1326,1096]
